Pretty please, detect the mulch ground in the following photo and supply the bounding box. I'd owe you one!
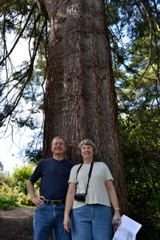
[0,206,35,240]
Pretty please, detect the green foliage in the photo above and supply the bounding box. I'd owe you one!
[17,193,34,206]
[0,164,38,208]
[0,195,17,210]
[0,0,47,134]
[0,183,16,196]
[0,161,3,172]
[119,106,160,239]
[12,164,35,195]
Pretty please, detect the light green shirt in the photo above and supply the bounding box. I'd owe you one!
[68,161,114,209]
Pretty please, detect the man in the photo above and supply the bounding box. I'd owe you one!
[27,136,74,240]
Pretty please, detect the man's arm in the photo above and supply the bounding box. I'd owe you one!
[27,180,45,206]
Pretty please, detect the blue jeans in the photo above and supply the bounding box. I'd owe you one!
[33,203,71,240]
[71,204,112,240]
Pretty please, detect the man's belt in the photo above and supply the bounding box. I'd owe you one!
[43,199,65,205]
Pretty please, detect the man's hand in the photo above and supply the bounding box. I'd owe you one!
[31,196,45,206]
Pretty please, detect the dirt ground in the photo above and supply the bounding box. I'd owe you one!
[0,206,35,240]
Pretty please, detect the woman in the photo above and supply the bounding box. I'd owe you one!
[63,139,121,240]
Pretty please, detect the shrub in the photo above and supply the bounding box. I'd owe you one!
[0,195,18,210]
[0,184,19,200]
[18,193,34,206]
[12,165,34,195]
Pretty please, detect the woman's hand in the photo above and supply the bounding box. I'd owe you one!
[63,182,76,232]
[63,215,71,232]
[113,211,121,227]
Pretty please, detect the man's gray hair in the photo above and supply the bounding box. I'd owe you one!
[78,139,96,151]
[51,136,65,146]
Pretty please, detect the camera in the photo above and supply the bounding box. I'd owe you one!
[74,193,86,202]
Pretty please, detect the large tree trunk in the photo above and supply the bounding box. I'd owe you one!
[36,0,128,214]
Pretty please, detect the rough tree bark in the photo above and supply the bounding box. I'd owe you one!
[36,0,128,214]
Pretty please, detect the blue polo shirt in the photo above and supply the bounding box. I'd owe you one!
[29,157,74,200]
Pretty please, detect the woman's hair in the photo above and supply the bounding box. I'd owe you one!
[78,139,96,151]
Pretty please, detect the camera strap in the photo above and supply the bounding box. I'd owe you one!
[76,161,94,195]
[76,163,83,183]
[85,161,94,195]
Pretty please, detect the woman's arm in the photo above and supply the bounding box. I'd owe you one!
[105,180,121,224]
[63,182,76,232]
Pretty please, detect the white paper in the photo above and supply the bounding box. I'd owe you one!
[112,215,142,240]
